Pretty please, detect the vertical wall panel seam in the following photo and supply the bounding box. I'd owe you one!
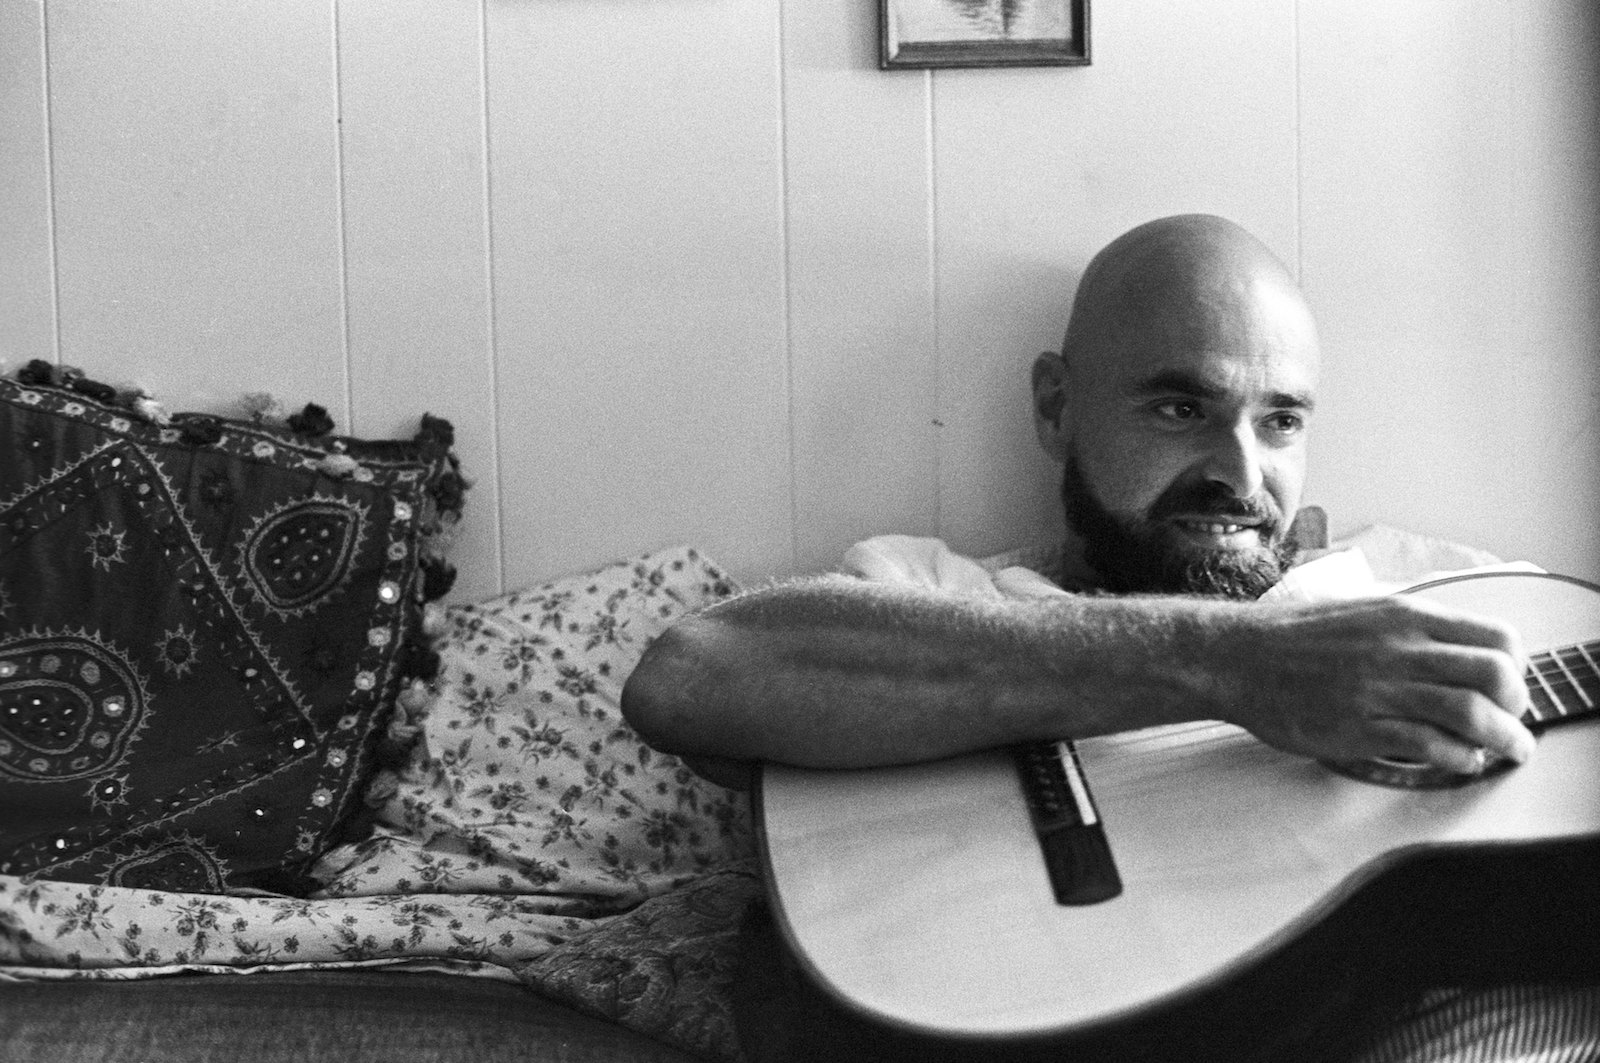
[925,70,941,538]
[480,0,507,595]
[40,0,62,364]
[329,0,354,428]
[776,0,799,572]
[1508,8,1529,372]
[1292,0,1303,283]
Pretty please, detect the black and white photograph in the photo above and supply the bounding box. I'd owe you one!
[882,0,1089,68]
[1,3,1596,1063]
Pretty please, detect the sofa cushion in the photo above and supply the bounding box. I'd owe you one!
[0,367,464,894]
[313,544,752,907]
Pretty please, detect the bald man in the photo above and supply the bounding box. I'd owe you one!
[622,214,1533,788]
[622,215,1595,1062]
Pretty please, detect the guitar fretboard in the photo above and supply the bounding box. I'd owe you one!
[1525,640,1600,727]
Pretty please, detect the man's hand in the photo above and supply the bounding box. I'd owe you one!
[1220,596,1537,773]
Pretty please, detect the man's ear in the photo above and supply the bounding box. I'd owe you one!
[1031,352,1071,463]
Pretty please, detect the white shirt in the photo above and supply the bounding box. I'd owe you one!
[840,531,1540,604]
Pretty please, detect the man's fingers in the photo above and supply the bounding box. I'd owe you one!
[1248,596,1539,770]
[1363,718,1489,775]
[1408,642,1530,718]
[1377,599,1535,761]
[1375,683,1537,765]
[1405,596,1526,661]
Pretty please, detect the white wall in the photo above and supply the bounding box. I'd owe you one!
[3,0,1595,597]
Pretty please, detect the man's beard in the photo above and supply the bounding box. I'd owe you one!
[1060,456,1298,599]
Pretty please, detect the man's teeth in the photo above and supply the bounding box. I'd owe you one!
[1183,521,1247,534]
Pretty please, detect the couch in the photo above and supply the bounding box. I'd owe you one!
[1,970,708,1062]
[0,367,758,1062]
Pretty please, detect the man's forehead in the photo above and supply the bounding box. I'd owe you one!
[1078,272,1321,397]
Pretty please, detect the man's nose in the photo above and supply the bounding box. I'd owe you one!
[1197,422,1265,498]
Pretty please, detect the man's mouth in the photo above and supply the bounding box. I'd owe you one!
[1169,517,1264,547]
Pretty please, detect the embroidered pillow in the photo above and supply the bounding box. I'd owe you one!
[312,545,753,906]
[0,365,464,894]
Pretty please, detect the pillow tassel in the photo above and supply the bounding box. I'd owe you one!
[286,402,335,437]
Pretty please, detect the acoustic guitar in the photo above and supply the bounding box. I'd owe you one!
[756,571,1600,1042]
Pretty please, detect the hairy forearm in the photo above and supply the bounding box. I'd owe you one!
[621,576,1248,771]
[624,574,1536,787]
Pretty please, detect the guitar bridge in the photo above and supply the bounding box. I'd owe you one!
[1014,741,1123,906]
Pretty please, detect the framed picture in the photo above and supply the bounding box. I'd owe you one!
[880,0,1089,69]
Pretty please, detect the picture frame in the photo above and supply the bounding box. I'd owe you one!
[880,0,1089,70]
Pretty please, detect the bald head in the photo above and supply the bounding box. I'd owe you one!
[1062,214,1315,377]
[1033,215,1322,596]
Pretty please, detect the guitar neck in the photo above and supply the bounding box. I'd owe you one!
[1526,640,1600,729]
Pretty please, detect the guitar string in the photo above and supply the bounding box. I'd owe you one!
[1044,723,1244,773]
[1088,732,1269,792]
[1535,643,1600,705]
[1086,692,1588,776]
[1080,726,1252,772]
[1086,720,1226,743]
[1538,649,1600,702]
[1524,649,1600,717]
[1547,647,1600,685]
[1087,672,1573,767]
[1063,644,1600,776]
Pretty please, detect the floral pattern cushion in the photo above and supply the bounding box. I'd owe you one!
[516,861,762,1061]
[311,543,753,905]
[0,872,574,975]
[0,860,763,1062]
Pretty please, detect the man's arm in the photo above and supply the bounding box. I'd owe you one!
[620,576,1536,789]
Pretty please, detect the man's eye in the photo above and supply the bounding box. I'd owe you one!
[1153,400,1202,421]
[1264,412,1305,435]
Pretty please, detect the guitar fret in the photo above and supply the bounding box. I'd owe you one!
[1575,644,1600,709]
[1533,660,1574,719]
[1523,641,1600,727]
[1526,689,1554,723]
[1568,642,1600,718]
[1552,649,1595,710]
[1527,662,1559,721]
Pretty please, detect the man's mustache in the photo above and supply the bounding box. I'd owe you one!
[1146,482,1282,530]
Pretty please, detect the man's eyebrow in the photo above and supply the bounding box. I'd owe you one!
[1131,370,1315,411]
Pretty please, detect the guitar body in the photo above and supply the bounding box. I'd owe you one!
[756,572,1600,1042]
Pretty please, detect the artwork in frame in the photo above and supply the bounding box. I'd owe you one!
[880,0,1089,69]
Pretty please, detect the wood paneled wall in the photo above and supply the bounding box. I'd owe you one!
[3,0,1595,599]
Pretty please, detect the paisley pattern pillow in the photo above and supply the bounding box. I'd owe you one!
[313,544,753,907]
[0,369,463,894]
